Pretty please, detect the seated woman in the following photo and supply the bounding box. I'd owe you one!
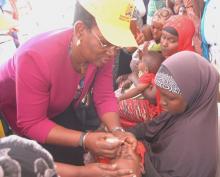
[0,135,58,176]
[167,0,204,54]
[128,51,218,177]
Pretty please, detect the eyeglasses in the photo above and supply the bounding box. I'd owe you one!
[91,30,120,50]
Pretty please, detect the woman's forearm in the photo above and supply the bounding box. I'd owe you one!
[46,124,82,147]
[101,112,121,131]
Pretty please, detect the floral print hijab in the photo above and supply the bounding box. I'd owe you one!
[0,135,58,177]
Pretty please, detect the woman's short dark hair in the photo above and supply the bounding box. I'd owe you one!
[73,1,96,29]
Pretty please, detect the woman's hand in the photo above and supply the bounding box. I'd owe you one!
[121,80,132,92]
[135,32,145,46]
[82,163,135,177]
[112,131,137,151]
[84,132,123,158]
[55,161,135,177]
[112,143,144,177]
[116,75,129,85]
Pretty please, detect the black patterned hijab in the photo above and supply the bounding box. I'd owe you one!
[129,51,219,177]
[0,135,58,177]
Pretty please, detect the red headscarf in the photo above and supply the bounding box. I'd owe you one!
[163,15,195,52]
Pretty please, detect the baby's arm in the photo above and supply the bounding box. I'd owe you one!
[128,72,139,86]
[119,83,149,101]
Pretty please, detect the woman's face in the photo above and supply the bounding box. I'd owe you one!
[160,30,179,58]
[150,21,163,42]
[82,26,119,67]
[158,86,187,114]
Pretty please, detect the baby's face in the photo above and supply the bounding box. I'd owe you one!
[111,144,143,177]
[151,21,163,42]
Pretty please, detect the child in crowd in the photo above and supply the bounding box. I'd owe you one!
[116,51,165,127]
[118,51,164,102]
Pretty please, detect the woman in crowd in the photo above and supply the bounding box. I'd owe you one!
[0,135,58,177]
[128,51,219,177]
[166,0,203,54]
[141,7,173,51]
[0,0,137,176]
[160,15,195,58]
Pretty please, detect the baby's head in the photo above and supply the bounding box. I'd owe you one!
[140,51,165,74]
[151,7,173,42]
[110,143,144,177]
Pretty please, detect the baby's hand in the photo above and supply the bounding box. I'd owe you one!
[121,80,132,92]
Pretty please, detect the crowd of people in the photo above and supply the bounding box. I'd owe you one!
[0,0,219,177]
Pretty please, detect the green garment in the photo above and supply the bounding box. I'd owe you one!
[147,0,166,17]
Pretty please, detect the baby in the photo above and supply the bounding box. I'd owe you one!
[118,51,164,103]
[117,51,165,126]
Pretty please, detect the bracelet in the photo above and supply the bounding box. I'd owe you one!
[82,132,89,150]
[79,132,86,147]
[111,126,125,132]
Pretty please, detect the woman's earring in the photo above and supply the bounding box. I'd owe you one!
[76,39,81,46]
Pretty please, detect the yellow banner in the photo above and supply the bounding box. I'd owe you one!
[0,120,5,138]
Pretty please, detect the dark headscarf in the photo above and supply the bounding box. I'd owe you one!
[0,135,58,177]
[128,51,219,177]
